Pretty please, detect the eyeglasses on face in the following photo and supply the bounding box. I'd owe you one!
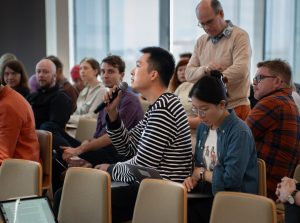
[191,106,207,117]
[253,74,276,84]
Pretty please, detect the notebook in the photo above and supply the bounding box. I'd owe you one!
[0,196,57,223]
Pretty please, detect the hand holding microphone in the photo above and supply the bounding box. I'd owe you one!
[94,82,128,114]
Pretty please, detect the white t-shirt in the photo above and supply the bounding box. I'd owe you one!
[203,129,218,171]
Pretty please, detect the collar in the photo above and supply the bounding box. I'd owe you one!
[38,85,59,94]
[210,20,234,44]
[260,88,293,100]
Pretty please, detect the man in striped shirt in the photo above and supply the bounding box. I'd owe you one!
[98,47,192,222]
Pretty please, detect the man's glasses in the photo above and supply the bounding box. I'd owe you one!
[197,15,218,28]
[253,74,276,84]
[191,107,207,117]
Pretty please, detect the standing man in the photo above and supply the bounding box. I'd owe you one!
[246,59,300,200]
[99,47,192,222]
[0,78,39,164]
[185,0,251,120]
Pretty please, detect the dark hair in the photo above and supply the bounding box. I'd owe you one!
[196,0,223,16]
[45,55,63,70]
[1,59,29,89]
[140,46,175,87]
[257,59,292,85]
[189,70,228,105]
[80,57,100,76]
[101,55,126,73]
[179,52,192,59]
[168,59,189,93]
[210,0,223,14]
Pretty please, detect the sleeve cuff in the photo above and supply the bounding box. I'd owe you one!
[106,113,121,130]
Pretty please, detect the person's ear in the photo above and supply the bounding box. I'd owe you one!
[219,100,226,109]
[150,70,159,81]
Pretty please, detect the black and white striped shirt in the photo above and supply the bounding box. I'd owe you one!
[107,93,192,183]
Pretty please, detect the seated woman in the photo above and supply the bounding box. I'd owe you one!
[68,57,106,126]
[1,59,30,98]
[168,58,189,93]
[183,70,258,223]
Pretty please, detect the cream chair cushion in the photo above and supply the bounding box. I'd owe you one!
[58,167,111,223]
[0,159,42,200]
[132,179,187,223]
[210,191,277,223]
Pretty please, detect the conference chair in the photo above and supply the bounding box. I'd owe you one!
[293,163,300,182]
[75,118,97,142]
[209,191,277,223]
[132,178,187,223]
[0,159,42,200]
[58,167,111,223]
[36,130,53,194]
[257,158,267,196]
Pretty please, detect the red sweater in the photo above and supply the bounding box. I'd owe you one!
[0,86,40,164]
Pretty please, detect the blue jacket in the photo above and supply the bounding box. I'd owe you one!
[195,110,258,195]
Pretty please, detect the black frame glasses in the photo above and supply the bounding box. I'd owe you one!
[253,74,276,84]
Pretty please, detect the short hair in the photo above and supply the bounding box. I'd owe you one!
[45,55,63,70]
[189,70,228,105]
[210,0,223,14]
[257,59,292,84]
[140,46,175,87]
[101,55,126,73]
[80,57,100,75]
[196,0,223,16]
[1,59,29,89]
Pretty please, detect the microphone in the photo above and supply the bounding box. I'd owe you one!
[94,82,128,113]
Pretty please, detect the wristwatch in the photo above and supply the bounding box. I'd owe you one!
[199,168,205,182]
[287,190,298,204]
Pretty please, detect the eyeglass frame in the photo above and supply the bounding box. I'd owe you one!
[191,106,207,117]
[197,10,221,28]
[252,74,277,84]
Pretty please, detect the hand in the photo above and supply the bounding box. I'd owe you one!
[103,85,122,122]
[182,176,198,192]
[61,146,80,161]
[95,163,110,172]
[276,177,297,203]
[205,63,223,73]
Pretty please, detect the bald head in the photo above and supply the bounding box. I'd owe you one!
[195,0,226,37]
[36,59,57,89]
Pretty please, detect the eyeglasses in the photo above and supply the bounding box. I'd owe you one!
[197,13,219,28]
[253,74,277,84]
[191,106,207,117]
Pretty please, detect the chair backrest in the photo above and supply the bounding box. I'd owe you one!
[36,129,52,190]
[75,118,97,142]
[210,191,277,223]
[257,158,267,196]
[0,159,42,200]
[58,167,111,223]
[132,179,187,223]
[293,163,300,182]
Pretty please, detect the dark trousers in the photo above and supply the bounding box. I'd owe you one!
[53,182,140,223]
[188,181,214,223]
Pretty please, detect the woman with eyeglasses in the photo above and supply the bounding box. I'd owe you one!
[183,70,258,223]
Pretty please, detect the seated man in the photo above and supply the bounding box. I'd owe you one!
[98,47,193,222]
[46,55,78,113]
[27,58,73,192]
[276,177,300,223]
[0,79,39,163]
[246,59,300,200]
[61,55,144,166]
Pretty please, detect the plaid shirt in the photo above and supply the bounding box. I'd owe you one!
[246,88,300,200]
